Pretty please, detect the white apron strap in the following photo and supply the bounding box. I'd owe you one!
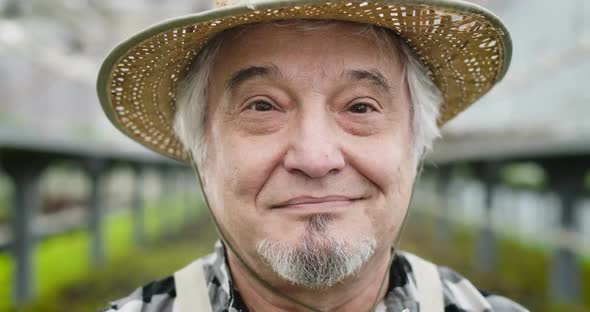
[402,252,445,312]
[173,259,214,312]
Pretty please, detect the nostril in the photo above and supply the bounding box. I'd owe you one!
[327,168,341,175]
[283,140,346,178]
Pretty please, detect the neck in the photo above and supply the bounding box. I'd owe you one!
[227,247,392,312]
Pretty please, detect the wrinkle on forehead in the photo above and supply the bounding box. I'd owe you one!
[214,20,403,72]
[206,20,408,129]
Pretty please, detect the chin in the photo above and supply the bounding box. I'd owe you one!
[256,214,377,288]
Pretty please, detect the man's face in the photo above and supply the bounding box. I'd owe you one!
[201,22,416,286]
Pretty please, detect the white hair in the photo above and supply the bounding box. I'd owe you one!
[174,20,442,168]
[256,214,376,288]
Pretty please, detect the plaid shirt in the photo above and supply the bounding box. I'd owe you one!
[105,241,528,312]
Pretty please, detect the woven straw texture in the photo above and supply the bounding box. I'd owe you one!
[97,0,511,162]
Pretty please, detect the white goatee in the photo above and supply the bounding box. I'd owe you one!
[256,214,376,288]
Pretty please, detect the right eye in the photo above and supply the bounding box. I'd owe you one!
[248,100,274,112]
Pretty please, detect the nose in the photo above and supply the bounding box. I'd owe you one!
[283,111,345,178]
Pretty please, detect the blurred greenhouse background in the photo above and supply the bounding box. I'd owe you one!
[0,0,588,311]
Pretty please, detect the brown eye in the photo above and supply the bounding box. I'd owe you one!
[249,100,274,112]
[349,103,373,114]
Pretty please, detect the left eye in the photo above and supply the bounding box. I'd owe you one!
[348,103,374,114]
[248,100,274,112]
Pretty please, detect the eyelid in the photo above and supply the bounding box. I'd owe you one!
[242,95,280,111]
[347,97,382,112]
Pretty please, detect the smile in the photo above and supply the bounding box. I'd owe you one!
[272,196,362,213]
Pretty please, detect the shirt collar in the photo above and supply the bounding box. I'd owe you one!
[204,240,419,311]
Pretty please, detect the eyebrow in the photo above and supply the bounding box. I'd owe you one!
[342,69,392,93]
[224,66,392,94]
[225,64,281,92]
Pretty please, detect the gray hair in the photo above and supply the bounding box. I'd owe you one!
[256,214,376,288]
[174,20,442,168]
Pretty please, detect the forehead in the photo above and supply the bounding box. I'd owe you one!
[211,21,403,81]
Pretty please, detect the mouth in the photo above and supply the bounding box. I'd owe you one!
[271,196,363,214]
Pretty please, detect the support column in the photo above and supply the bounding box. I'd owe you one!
[3,154,48,306]
[542,158,588,303]
[159,165,175,237]
[84,158,108,267]
[183,171,192,220]
[473,161,501,272]
[175,169,190,225]
[130,164,146,247]
[435,165,451,243]
[173,168,184,227]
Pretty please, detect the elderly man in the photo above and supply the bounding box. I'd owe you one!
[97,0,526,311]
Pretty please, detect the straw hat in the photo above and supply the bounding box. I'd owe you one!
[96,0,512,162]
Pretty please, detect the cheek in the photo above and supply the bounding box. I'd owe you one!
[346,132,413,194]
[208,131,286,213]
[343,131,415,235]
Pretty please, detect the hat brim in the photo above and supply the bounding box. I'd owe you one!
[97,0,512,162]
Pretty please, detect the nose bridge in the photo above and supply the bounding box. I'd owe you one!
[284,103,345,177]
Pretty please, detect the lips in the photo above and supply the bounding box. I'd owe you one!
[272,195,361,210]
